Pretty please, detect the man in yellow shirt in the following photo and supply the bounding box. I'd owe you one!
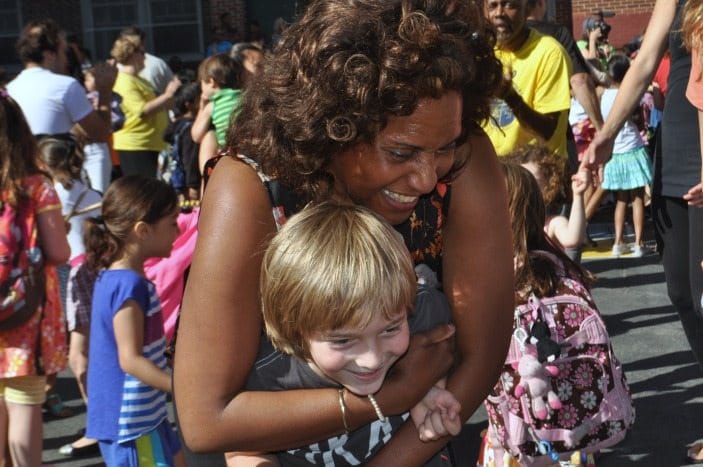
[482,0,572,157]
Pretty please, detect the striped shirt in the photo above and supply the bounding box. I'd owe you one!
[87,269,169,442]
[210,87,242,147]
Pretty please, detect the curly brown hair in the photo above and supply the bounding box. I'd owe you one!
[227,0,502,199]
[505,143,567,207]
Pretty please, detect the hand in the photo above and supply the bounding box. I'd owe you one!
[165,77,182,98]
[379,324,455,415]
[410,379,462,442]
[496,68,516,102]
[91,62,117,92]
[588,27,602,44]
[683,183,703,207]
[571,167,590,197]
[581,129,613,184]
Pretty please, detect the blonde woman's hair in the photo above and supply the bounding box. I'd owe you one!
[110,36,141,65]
[260,202,416,360]
[683,0,703,79]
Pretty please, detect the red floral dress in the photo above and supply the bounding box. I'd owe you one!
[0,174,68,377]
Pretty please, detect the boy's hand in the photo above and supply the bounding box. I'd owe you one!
[409,379,462,442]
[571,168,590,197]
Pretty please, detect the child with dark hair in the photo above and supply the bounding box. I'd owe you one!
[192,53,243,149]
[0,90,70,466]
[506,144,590,254]
[83,176,185,466]
[600,54,653,257]
[163,82,201,200]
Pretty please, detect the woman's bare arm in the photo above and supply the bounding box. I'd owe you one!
[585,0,676,170]
[367,134,515,466]
[173,156,453,453]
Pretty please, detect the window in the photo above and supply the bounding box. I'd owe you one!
[81,0,203,63]
[0,0,21,73]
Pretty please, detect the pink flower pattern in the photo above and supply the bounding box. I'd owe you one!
[0,175,67,377]
[558,404,579,428]
[573,363,594,388]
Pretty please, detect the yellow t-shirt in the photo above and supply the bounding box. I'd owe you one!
[482,29,572,157]
[112,71,168,152]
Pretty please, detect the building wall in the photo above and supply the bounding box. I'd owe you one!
[202,0,247,45]
[571,0,655,47]
[20,0,83,40]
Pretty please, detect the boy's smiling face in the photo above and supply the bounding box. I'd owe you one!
[307,310,410,396]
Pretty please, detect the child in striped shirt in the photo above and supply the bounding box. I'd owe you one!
[84,176,185,467]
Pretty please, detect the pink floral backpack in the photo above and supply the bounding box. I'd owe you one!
[481,251,635,466]
[0,194,45,330]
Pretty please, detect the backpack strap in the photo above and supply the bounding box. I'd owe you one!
[63,185,90,223]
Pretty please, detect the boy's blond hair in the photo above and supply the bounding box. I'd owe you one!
[261,202,416,360]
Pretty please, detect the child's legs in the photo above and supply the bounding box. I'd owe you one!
[613,190,630,244]
[4,375,45,467]
[83,142,112,193]
[630,187,646,245]
[68,328,90,403]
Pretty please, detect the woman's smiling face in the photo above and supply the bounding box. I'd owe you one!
[328,91,463,226]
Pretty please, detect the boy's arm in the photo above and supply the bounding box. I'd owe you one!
[114,300,171,393]
[192,101,214,144]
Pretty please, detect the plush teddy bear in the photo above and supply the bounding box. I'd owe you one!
[514,353,562,420]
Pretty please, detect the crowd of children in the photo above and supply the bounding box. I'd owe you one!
[2,2,702,466]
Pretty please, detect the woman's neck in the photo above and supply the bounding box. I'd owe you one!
[117,63,138,76]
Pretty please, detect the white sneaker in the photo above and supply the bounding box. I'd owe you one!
[611,243,628,257]
[632,244,650,258]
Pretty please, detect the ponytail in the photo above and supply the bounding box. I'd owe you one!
[83,216,120,271]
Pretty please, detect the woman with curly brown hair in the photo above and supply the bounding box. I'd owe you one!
[173,1,514,465]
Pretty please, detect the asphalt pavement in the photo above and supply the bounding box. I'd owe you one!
[42,213,703,466]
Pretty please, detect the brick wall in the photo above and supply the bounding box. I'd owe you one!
[571,0,655,47]
[555,0,573,32]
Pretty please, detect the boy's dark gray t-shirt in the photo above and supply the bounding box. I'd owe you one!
[245,266,453,466]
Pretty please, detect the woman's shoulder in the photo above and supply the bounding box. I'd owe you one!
[201,154,281,226]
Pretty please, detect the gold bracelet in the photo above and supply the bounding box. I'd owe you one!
[338,388,350,433]
[367,394,386,423]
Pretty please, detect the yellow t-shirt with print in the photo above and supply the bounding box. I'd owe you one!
[482,29,572,157]
[112,71,168,152]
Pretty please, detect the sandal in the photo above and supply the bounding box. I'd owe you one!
[44,392,74,419]
[687,440,703,464]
